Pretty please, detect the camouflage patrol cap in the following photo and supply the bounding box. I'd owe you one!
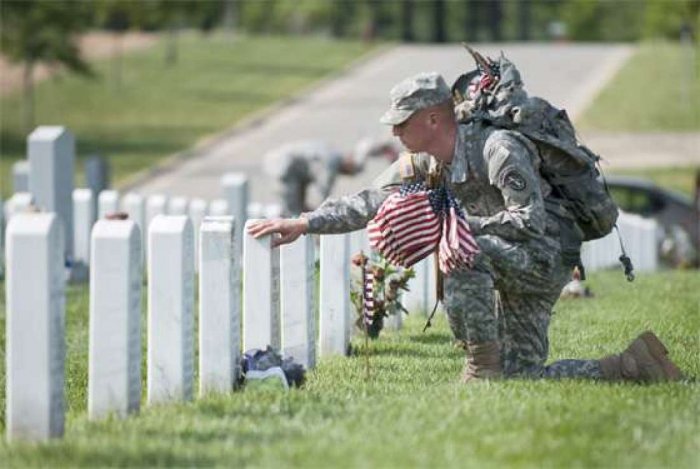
[380,72,452,125]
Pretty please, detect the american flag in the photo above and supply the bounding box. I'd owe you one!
[362,269,374,326]
[368,181,479,275]
[368,181,443,268]
[438,189,479,274]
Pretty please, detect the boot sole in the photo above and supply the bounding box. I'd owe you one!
[639,331,683,382]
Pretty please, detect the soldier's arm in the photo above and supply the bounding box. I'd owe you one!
[303,159,407,234]
[467,131,546,240]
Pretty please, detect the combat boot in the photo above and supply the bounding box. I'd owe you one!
[461,341,502,383]
[599,331,682,383]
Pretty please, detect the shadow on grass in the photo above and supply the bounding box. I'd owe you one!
[408,331,452,345]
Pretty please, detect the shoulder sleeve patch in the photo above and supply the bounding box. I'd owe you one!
[501,168,527,192]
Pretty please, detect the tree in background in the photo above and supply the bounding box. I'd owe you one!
[0,0,93,132]
[401,0,415,42]
[94,0,143,89]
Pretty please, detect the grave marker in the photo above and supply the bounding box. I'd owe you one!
[243,219,280,351]
[280,235,316,368]
[199,216,240,395]
[89,219,142,419]
[189,198,207,273]
[12,161,29,193]
[208,199,229,217]
[98,190,120,219]
[72,189,94,279]
[28,126,74,258]
[319,234,350,356]
[5,213,65,441]
[222,173,248,258]
[148,215,194,404]
[122,193,146,259]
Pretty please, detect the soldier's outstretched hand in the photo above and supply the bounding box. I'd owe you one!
[247,217,309,248]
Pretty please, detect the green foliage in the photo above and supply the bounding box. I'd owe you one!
[350,254,415,339]
[0,271,698,466]
[0,0,92,73]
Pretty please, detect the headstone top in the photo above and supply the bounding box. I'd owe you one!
[190,198,207,210]
[150,214,191,233]
[73,189,92,202]
[7,212,58,236]
[202,216,234,232]
[123,193,143,203]
[222,173,248,185]
[28,126,69,141]
[92,218,137,238]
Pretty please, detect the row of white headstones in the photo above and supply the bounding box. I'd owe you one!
[5,210,432,443]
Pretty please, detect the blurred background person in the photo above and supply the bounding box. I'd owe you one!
[263,138,398,216]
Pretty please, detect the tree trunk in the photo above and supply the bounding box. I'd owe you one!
[165,24,178,66]
[223,0,236,37]
[401,0,415,42]
[465,0,479,42]
[488,0,503,42]
[22,59,35,133]
[112,32,123,91]
[432,0,446,43]
[518,0,531,41]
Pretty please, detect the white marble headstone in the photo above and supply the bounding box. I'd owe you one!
[4,192,35,222]
[12,160,29,193]
[188,198,207,273]
[199,216,240,395]
[168,196,189,216]
[89,219,142,419]
[280,235,316,368]
[208,198,229,216]
[28,126,74,258]
[319,234,350,357]
[146,194,169,230]
[222,173,248,259]
[147,215,194,404]
[72,189,94,270]
[242,219,280,351]
[5,213,65,442]
[98,190,120,219]
[403,257,429,316]
[122,193,146,260]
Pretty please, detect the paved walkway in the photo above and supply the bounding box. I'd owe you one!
[131,43,640,204]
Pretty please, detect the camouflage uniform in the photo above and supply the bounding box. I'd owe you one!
[263,141,343,216]
[305,121,603,379]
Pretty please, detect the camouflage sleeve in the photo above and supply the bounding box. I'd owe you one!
[304,157,422,234]
[468,130,546,240]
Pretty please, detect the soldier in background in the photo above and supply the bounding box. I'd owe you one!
[249,72,683,384]
[263,138,398,216]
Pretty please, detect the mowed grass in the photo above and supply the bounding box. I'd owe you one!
[0,34,374,197]
[578,41,700,132]
[0,270,698,467]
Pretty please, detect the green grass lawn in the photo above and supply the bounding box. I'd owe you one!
[578,41,700,132]
[0,270,698,467]
[0,33,374,198]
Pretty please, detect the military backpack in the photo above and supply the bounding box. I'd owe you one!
[452,49,619,242]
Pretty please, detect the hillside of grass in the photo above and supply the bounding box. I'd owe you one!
[578,41,700,132]
[0,34,375,198]
[0,270,698,467]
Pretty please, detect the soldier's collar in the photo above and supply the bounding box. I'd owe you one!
[449,124,469,184]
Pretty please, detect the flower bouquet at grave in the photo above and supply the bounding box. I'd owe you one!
[350,252,415,339]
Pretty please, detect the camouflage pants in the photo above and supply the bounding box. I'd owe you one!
[276,177,306,217]
[443,233,603,379]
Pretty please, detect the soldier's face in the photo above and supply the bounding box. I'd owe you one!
[392,109,434,153]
